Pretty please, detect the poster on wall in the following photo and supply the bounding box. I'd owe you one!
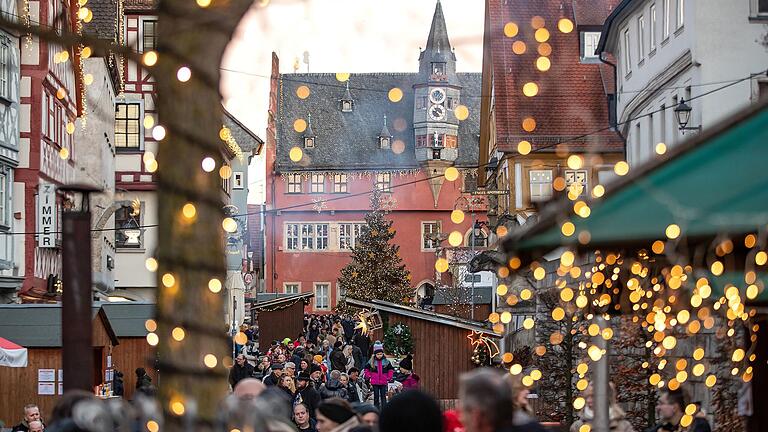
[38,382,55,395]
[38,369,55,382]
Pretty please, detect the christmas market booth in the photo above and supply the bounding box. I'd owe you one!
[248,293,314,349]
[346,298,501,402]
[100,302,157,401]
[500,101,768,430]
[0,304,119,425]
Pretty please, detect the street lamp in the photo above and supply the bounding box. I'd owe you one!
[674,98,701,134]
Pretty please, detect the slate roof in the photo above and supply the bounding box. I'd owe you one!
[224,109,264,155]
[82,0,118,41]
[247,204,264,264]
[432,286,493,305]
[0,305,117,347]
[99,302,155,338]
[275,72,482,171]
[486,0,624,153]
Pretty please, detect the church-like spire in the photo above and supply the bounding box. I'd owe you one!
[379,115,391,138]
[419,0,456,63]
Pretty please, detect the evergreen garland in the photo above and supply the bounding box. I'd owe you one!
[383,323,413,357]
[336,190,414,314]
[471,341,490,366]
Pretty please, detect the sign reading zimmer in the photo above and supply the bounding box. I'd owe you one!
[37,183,57,248]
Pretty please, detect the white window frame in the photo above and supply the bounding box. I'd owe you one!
[751,0,768,17]
[676,0,684,29]
[286,223,300,250]
[663,0,670,40]
[339,222,365,250]
[565,169,589,198]
[650,4,657,52]
[581,31,601,61]
[529,169,553,203]
[375,172,391,192]
[310,173,325,194]
[287,173,302,194]
[623,29,632,76]
[286,223,330,251]
[314,283,330,311]
[337,283,346,303]
[0,36,9,101]
[637,16,645,62]
[421,221,441,251]
[284,282,301,294]
[114,101,143,150]
[333,174,348,193]
[233,172,244,189]
[0,170,8,227]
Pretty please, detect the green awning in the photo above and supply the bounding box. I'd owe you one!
[502,101,768,302]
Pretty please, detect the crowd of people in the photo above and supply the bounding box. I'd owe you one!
[6,367,713,432]
[229,314,420,413]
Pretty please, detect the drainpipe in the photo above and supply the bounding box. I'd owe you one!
[599,53,627,157]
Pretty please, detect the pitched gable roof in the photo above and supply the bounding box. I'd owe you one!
[99,302,155,338]
[275,73,481,171]
[486,0,624,154]
[0,305,119,347]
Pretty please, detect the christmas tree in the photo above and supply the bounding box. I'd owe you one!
[336,189,414,314]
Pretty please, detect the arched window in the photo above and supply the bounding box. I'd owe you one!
[465,227,488,248]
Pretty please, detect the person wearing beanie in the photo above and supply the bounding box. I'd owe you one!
[295,371,322,421]
[363,343,394,409]
[379,390,442,432]
[393,354,420,391]
[353,404,380,429]
[316,398,360,432]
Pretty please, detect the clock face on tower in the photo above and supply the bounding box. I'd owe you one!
[429,88,446,104]
[429,104,446,120]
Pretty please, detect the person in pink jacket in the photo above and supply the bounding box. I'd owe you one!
[363,341,394,409]
[395,354,420,390]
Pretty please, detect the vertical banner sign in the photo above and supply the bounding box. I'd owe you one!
[37,183,57,248]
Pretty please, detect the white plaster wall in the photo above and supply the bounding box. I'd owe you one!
[114,190,157,290]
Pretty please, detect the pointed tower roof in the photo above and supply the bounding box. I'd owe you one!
[304,113,315,137]
[342,81,353,101]
[379,115,391,137]
[419,0,456,63]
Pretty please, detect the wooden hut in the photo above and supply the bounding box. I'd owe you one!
[248,293,313,349]
[431,286,492,321]
[346,298,501,402]
[0,304,119,425]
[100,302,157,400]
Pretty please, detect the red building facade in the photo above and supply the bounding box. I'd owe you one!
[264,2,489,312]
[17,0,82,297]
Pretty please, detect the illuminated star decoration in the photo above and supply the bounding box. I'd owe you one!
[380,194,397,213]
[467,330,500,359]
[312,198,327,214]
[355,311,370,336]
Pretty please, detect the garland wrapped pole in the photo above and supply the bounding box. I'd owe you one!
[154,0,252,429]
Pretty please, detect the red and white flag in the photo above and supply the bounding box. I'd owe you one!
[0,337,28,367]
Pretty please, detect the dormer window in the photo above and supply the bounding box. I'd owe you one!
[378,115,392,149]
[580,31,602,63]
[339,81,354,112]
[432,62,446,75]
[303,113,316,148]
[304,136,315,148]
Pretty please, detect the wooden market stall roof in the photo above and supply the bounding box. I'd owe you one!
[99,302,155,337]
[345,298,501,336]
[501,99,768,302]
[0,304,119,347]
[247,292,314,310]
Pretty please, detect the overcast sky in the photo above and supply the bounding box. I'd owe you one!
[220,0,485,203]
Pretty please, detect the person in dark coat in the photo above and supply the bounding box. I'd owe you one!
[341,317,355,341]
[379,390,442,432]
[319,370,348,400]
[228,354,255,388]
[294,402,318,432]
[351,344,364,371]
[353,331,370,358]
[135,367,152,391]
[291,347,305,367]
[646,389,710,432]
[262,363,284,387]
[330,341,347,372]
[112,370,125,396]
[11,404,43,432]
[295,371,322,420]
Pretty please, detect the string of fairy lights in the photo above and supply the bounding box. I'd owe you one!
[7,0,764,426]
